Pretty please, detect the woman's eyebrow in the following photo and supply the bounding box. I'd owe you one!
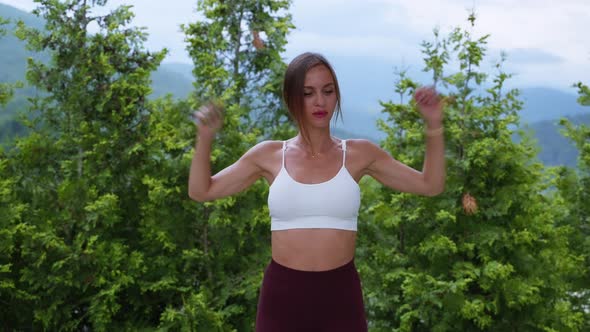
[304,83,335,89]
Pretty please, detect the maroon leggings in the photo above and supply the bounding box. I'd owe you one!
[255,259,368,332]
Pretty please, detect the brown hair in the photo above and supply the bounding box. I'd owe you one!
[283,52,342,144]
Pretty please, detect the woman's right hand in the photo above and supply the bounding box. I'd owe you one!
[192,102,224,139]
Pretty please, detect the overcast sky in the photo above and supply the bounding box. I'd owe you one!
[1,0,589,92]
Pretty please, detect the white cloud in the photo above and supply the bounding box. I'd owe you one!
[377,0,590,60]
[476,1,589,63]
[0,0,35,11]
[286,31,415,61]
[356,0,590,89]
[96,0,201,63]
[1,0,588,89]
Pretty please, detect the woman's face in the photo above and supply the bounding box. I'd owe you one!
[302,65,337,128]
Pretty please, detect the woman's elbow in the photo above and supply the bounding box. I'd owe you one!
[425,188,444,197]
[420,181,445,197]
[425,183,445,197]
[188,189,209,202]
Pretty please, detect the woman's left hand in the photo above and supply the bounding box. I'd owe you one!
[414,86,443,126]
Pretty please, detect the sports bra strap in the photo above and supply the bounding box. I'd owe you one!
[342,140,347,166]
[282,141,287,168]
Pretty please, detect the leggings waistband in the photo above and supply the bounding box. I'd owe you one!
[268,258,356,279]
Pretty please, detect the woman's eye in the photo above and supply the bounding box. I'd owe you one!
[304,92,313,96]
[323,90,334,94]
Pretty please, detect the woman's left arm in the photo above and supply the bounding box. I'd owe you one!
[363,86,445,196]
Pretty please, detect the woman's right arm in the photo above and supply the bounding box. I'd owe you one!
[187,104,265,202]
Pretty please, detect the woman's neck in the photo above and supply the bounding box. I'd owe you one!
[294,129,335,158]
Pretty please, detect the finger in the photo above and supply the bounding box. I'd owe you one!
[424,94,436,105]
[417,94,428,105]
[419,87,431,101]
[414,89,422,99]
[424,90,434,100]
[414,89,424,100]
[195,112,209,126]
[198,105,210,114]
[201,105,216,120]
[211,105,223,120]
[206,107,222,123]
[209,106,222,120]
[189,112,201,125]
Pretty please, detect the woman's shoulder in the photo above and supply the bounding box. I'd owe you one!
[243,140,284,160]
[342,138,379,150]
[342,138,384,162]
[243,140,285,173]
[251,140,284,151]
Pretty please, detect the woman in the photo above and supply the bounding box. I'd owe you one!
[188,52,445,332]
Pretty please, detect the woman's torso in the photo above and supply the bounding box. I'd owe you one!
[260,139,367,271]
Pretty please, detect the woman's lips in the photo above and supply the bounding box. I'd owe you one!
[312,111,327,118]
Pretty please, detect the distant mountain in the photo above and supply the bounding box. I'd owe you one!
[526,113,590,167]
[159,62,194,81]
[519,87,587,123]
[0,3,46,82]
[151,63,193,99]
[0,3,47,129]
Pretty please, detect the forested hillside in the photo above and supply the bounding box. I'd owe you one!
[0,1,588,331]
[528,113,590,166]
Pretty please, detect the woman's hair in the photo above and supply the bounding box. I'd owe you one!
[283,52,342,144]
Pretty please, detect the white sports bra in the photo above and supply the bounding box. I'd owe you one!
[268,140,361,231]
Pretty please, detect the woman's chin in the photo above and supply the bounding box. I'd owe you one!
[304,120,331,129]
[305,115,333,126]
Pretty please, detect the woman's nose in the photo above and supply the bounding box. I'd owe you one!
[314,93,325,106]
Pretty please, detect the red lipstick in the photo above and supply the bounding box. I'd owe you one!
[312,111,327,118]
